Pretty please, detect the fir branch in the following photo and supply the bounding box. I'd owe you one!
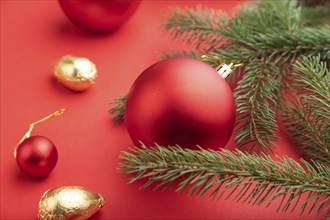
[281,56,330,165]
[160,0,330,152]
[300,4,330,25]
[119,145,330,216]
[163,1,330,55]
[159,50,200,60]
[234,58,281,153]
[162,5,228,52]
[109,95,127,124]
[208,26,330,73]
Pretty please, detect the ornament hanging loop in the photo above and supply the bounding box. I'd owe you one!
[14,108,66,158]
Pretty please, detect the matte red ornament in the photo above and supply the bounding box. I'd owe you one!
[58,0,141,32]
[14,108,65,177]
[16,136,58,177]
[125,58,236,150]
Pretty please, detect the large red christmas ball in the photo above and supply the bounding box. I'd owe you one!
[16,136,58,177]
[125,58,236,150]
[58,0,141,32]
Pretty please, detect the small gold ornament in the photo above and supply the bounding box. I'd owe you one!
[38,186,105,220]
[54,55,97,91]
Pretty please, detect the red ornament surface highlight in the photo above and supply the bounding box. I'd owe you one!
[125,58,236,150]
[58,0,141,32]
[16,136,58,177]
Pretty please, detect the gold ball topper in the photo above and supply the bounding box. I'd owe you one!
[54,55,97,91]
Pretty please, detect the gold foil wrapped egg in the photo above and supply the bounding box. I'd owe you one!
[38,186,105,220]
[54,55,97,91]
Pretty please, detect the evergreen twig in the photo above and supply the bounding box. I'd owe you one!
[234,58,281,153]
[119,145,330,216]
[109,95,127,124]
[160,0,330,152]
[281,55,330,165]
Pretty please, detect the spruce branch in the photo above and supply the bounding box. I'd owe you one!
[159,50,200,60]
[160,0,330,152]
[163,1,330,56]
[281,55,330,165]
[162,5,228,53]
[234,58,281,153]
[109,95,127,124]
[119,145,330,216]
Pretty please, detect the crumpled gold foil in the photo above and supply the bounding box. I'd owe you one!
[54,55,97,91]
[38,186,105,220]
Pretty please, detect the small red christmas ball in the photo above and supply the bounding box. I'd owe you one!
[58,0,141,32]
[16,136,58,177]
[125,58,236,150]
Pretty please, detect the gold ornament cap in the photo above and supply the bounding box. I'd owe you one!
[54,55,97,91]
[38,186,105,220]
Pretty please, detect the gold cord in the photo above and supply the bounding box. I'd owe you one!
[14,108,66,158]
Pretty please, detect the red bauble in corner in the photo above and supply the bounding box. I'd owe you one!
[58,0,141,32]
[16,136,58,177]
[125,58,236,150]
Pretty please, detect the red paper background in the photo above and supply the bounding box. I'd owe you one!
[0,0,327,219]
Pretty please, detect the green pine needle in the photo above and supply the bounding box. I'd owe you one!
[109,95,127,124]
[119,145,330,216]
[160,0,330,152]
[281,55,330,165]
[234,58,281,153]
[162,5,228,53]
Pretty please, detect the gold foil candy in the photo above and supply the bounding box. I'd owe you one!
[54,55,97,91]
[38,186,105,220]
